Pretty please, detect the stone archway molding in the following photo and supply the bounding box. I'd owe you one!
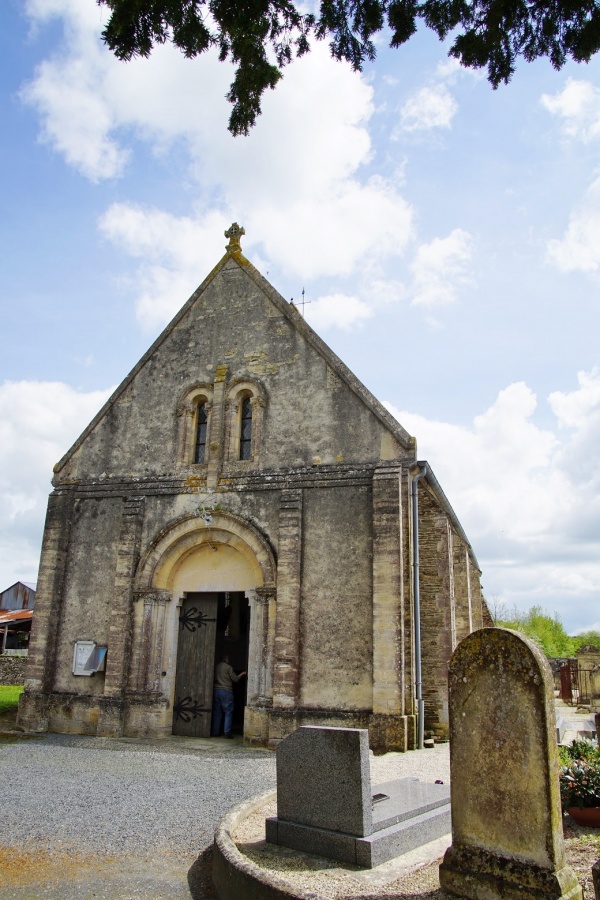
[135,509,277,592]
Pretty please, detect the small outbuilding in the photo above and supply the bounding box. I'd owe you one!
[1,581,36,612]
[0,582,35,654]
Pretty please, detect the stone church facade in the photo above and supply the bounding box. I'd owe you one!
[18,224,491,752]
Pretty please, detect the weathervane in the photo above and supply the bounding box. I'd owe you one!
[299,287,311,317]
[225,222,245,252]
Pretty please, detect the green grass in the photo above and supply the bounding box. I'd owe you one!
[0,685,24,715]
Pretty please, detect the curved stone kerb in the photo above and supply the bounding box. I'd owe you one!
[212,790,320,900]
[135,510,277,592]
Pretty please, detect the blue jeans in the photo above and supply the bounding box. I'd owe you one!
[212,688,234,735]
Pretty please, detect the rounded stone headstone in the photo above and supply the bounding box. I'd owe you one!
[439,627,582,900]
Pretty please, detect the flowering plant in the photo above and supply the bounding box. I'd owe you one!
[560,741,600,810]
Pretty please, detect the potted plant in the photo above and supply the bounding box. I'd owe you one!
[559,739,600,826]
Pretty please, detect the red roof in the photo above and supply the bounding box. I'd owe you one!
[0,609,33,625]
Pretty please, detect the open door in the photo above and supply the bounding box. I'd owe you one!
[172,592,217,736]
[214,592,250,735]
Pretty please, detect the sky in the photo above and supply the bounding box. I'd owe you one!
[1,0,599,633]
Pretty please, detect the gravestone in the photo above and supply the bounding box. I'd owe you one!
[439,627,582,900]
[275,724,373,835]
[266,725,451,867]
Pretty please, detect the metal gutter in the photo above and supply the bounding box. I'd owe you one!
[411,463,427,751]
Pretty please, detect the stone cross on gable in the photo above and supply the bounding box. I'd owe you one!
[225,222,245,252]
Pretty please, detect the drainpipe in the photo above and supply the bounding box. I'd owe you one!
[412,463,427,750]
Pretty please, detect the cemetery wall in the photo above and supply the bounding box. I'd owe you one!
[0,656,27,685]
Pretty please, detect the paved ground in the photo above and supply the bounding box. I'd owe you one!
[555,699,598,744]
[0,731,275,899]
[0,728,452,899]
[0,702,594,899]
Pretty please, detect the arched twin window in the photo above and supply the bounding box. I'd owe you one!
[177,377,265,467]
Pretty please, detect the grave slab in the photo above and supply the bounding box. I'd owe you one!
[266,724,451,869]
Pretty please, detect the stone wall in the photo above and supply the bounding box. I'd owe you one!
[0,655,27,685]
[417,481,486,741]
[577,647,600,671]
[418,486,454,740]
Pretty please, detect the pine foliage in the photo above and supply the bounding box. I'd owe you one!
[98,0,600,134]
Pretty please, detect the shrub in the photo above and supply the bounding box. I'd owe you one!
[560,740,600,810]
[568,738,600,763]
[558,744,573,766]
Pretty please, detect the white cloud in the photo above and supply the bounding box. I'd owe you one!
[22,0,128,181]
[384,370,600,631]
[99,205,230,329]
[247,175,412,281]
[0,380,113,589]
[388,382,561,543]
[541,79,600,142]
[543,82,600,275]
[547,173,600,273]
[25,0,105,26]
[364,278,406,306]
[549,367,600,429]
[409,228,473,308]
[22,1,234,181]
[23,55,128,181]
[393,56,479,139]
[435,57,484,84]
[399,85,458,132]
[435,58,464,80]
[304,293,373,331]
[547,370,600,525]
[23,2,414,321]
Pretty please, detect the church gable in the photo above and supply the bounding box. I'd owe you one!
[54,237,413,484]
[20,224,488,752]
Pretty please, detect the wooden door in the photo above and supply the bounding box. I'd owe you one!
[172,593,217,737]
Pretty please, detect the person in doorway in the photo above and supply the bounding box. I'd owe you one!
[212,653,247,738]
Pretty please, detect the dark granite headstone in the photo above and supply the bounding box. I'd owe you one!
[275,725,372,836]
[266,725,451,867]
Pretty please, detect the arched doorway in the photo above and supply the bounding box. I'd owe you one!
[133,511,276,739]
[169,543,257,737]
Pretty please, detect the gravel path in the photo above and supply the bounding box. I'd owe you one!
[0,731,450,899]
[0,733,276,898]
